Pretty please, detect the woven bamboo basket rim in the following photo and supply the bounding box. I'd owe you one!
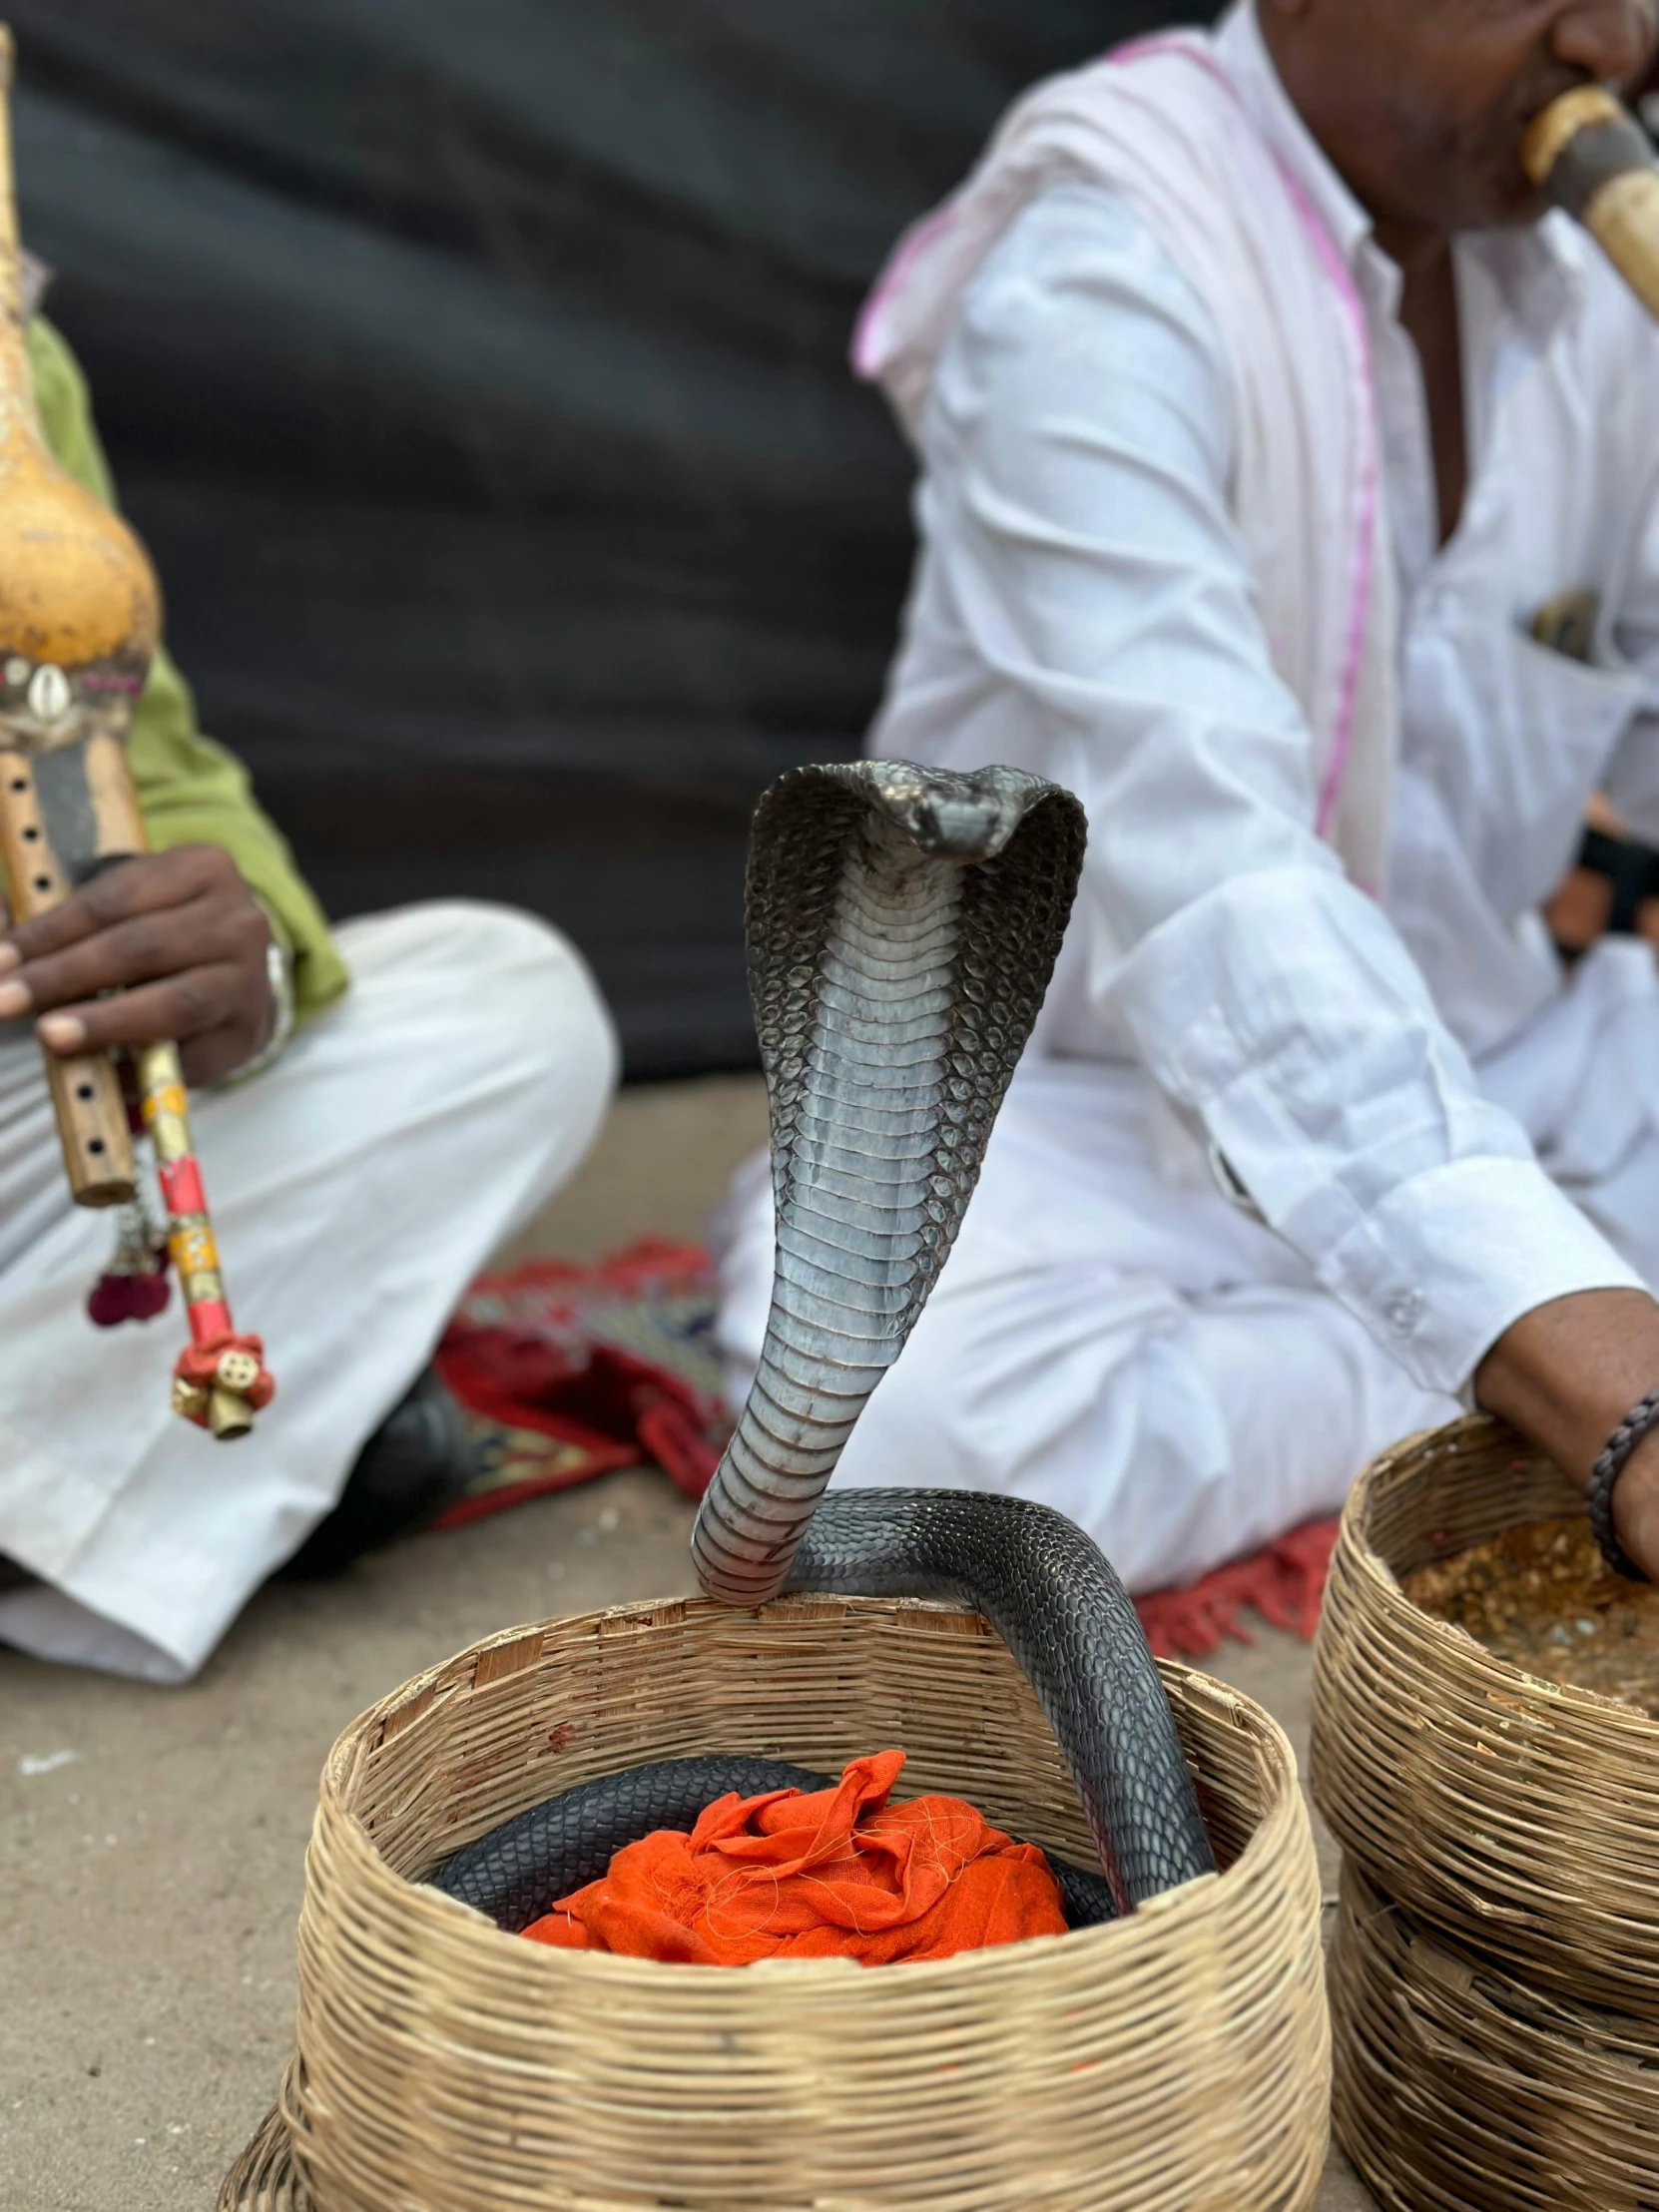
[1331,1859,1659,2212]
[226,1591,1330,2212]
[1311,1411,1659,2016]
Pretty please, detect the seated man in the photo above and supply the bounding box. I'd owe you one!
[719,0,1659,1590]
[0,270,617,1681]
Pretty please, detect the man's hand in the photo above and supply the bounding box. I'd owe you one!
[0,845,274,1087]
[1475,1289,1659,1581]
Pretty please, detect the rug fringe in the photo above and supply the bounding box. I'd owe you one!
[1133,1519,1342,1661]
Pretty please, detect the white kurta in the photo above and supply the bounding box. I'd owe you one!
[716,3,1659,1593]
[0,901,617,1681]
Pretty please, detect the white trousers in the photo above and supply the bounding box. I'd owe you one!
[716,938,1659,1596]
[0,902,617,1682]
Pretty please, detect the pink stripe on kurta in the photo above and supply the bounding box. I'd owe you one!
[1104,34,1380,845]
[850,202,958,380]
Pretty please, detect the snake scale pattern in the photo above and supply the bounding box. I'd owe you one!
[434,762,1217,1927]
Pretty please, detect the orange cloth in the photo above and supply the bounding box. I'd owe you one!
[522,1750,1066,1965]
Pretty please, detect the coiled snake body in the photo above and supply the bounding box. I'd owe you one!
[435,764,1216,1926]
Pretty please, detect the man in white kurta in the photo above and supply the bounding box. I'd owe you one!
[718,0,1659,1593]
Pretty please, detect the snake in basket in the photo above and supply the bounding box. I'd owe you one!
[432,764,1217,1929]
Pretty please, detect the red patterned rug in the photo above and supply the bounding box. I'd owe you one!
[434,1241,1340,1661]
[433,1241,728,1528]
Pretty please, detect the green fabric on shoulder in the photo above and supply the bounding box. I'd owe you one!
[24,316,348,1019]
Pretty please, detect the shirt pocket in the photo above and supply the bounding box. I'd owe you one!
[1463,620,1645,921]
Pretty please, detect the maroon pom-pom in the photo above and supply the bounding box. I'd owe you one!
[86,1269,172,1329]
[88,1276,141,1328]
[128,1272,172,1321]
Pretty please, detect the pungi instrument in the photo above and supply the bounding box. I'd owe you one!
[0,26,272,1438]
[1523,83,1659,316]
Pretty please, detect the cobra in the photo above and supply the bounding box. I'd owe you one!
[436,763,1217,1925]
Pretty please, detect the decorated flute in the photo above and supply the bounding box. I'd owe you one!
[0,26,273,1438]
[1522,84,1659,318]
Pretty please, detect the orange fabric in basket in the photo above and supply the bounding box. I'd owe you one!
[521,1749,1066,1965]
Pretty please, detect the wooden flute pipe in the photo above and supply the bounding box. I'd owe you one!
[0,743,135,1203]
[1522,85,1659,321]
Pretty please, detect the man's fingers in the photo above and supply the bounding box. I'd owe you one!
[0,847,233,964]
[0,843,272,1065]
[0,874,132,967]
[0,900,234,1016]
[34,966,245,1055]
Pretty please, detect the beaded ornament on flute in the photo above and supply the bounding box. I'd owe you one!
[137,1043,274,1438]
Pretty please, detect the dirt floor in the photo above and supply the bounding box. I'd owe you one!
[0,1076,1374,2212]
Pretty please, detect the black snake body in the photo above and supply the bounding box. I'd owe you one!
[432,764,1216,1929]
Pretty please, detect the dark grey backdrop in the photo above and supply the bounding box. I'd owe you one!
[13,1,1201,1073]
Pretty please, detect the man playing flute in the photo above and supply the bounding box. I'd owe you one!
[719,0,1659,1590]
[0,271,617,1682]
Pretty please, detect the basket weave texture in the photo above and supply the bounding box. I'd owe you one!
[1331,1862,1659,2211]
[222,2089,310,2212]
[224,1591,1329,2212]
[1312,1413,1659,2018]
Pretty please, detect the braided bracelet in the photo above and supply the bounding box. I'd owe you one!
[1586,1386,1659,1582]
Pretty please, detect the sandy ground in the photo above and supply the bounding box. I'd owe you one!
[0,1076,1375,2211]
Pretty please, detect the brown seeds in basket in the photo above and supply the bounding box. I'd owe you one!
[1403,1513,1659,1716]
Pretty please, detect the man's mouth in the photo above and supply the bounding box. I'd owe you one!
[1502,70,1599,199]
[1517,70,1596,144]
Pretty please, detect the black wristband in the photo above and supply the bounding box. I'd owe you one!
[1586,1387,1659,1582]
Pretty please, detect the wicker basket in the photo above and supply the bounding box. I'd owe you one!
[223,2091,310,2212]
[1312,1413,1659,2019]
[1331,1861,1659,2211]
[223,1592,1329,2212]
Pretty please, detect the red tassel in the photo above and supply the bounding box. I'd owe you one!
[87,1268,173,1329]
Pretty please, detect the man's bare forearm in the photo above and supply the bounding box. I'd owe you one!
[1474,1289,1659,1576]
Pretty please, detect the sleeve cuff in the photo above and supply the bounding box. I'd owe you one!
[1319,1154,1647,1396]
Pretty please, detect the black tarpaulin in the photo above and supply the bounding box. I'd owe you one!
[11,1,1202,1073]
